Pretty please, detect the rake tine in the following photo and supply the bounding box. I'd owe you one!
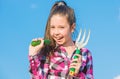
[80,29,90,48]
[75,29,91,49]
[79,29,86,44]
[76,29,82,42]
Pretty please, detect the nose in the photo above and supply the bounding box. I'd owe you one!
[53,28,60,35]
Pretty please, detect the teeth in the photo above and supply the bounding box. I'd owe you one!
[55,37,62,40]
[57,37,61,39]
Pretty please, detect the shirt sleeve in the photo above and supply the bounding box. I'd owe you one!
[73,48,94,79]
[28,55,41,79]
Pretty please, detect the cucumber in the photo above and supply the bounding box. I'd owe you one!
[31,39,50,46]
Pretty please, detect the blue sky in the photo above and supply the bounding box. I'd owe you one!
[0,0,120,79]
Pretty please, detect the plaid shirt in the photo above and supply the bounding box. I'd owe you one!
[29,46,94,79]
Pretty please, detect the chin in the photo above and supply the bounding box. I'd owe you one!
[56,42,64,45]
[55,39,65,46]
[57,42,67,46]
[56,43,63,45]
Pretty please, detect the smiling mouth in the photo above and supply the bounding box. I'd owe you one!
[55,37,63,41]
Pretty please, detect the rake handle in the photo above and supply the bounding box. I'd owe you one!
[69,48,81,76]
[31,39,50,46]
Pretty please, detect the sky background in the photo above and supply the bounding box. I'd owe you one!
[0,0,120,79]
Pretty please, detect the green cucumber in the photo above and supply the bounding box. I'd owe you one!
[31,39,50,46]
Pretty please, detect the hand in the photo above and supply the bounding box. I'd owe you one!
[29,38,44,56]
[69,54,82,74]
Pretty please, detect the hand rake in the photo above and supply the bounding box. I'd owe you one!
[69,29,91,76]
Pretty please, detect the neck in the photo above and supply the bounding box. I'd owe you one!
[62,38,75,47]
[62,39,76,56]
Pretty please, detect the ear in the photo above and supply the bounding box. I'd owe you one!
[71,23,76,33]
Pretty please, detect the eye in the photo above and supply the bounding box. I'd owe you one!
[60,27,64,28]
[59,26,65,28]
[50,26,55,28]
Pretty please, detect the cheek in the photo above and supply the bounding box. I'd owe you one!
[64,29,72,35]
[60,29,71,37]
[50,30,53,36]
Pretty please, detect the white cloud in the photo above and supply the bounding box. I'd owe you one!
[31,4,37,9]
[114,75,120,79]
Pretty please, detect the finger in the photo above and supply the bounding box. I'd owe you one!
[70,62,77,66]
[70,62,82,69]
[37,38,43,40]
[71,59,78,63]
[70,59,82,69]
[69,65,76,69]
[31,38,38,41]
[72,57,81,62]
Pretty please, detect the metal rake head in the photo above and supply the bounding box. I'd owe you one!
[75,29,90,49]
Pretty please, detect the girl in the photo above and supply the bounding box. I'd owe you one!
[29,1,94,79]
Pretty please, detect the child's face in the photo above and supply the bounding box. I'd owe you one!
[50,14,75,46]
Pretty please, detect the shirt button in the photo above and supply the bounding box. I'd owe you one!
[31,60,34,63]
